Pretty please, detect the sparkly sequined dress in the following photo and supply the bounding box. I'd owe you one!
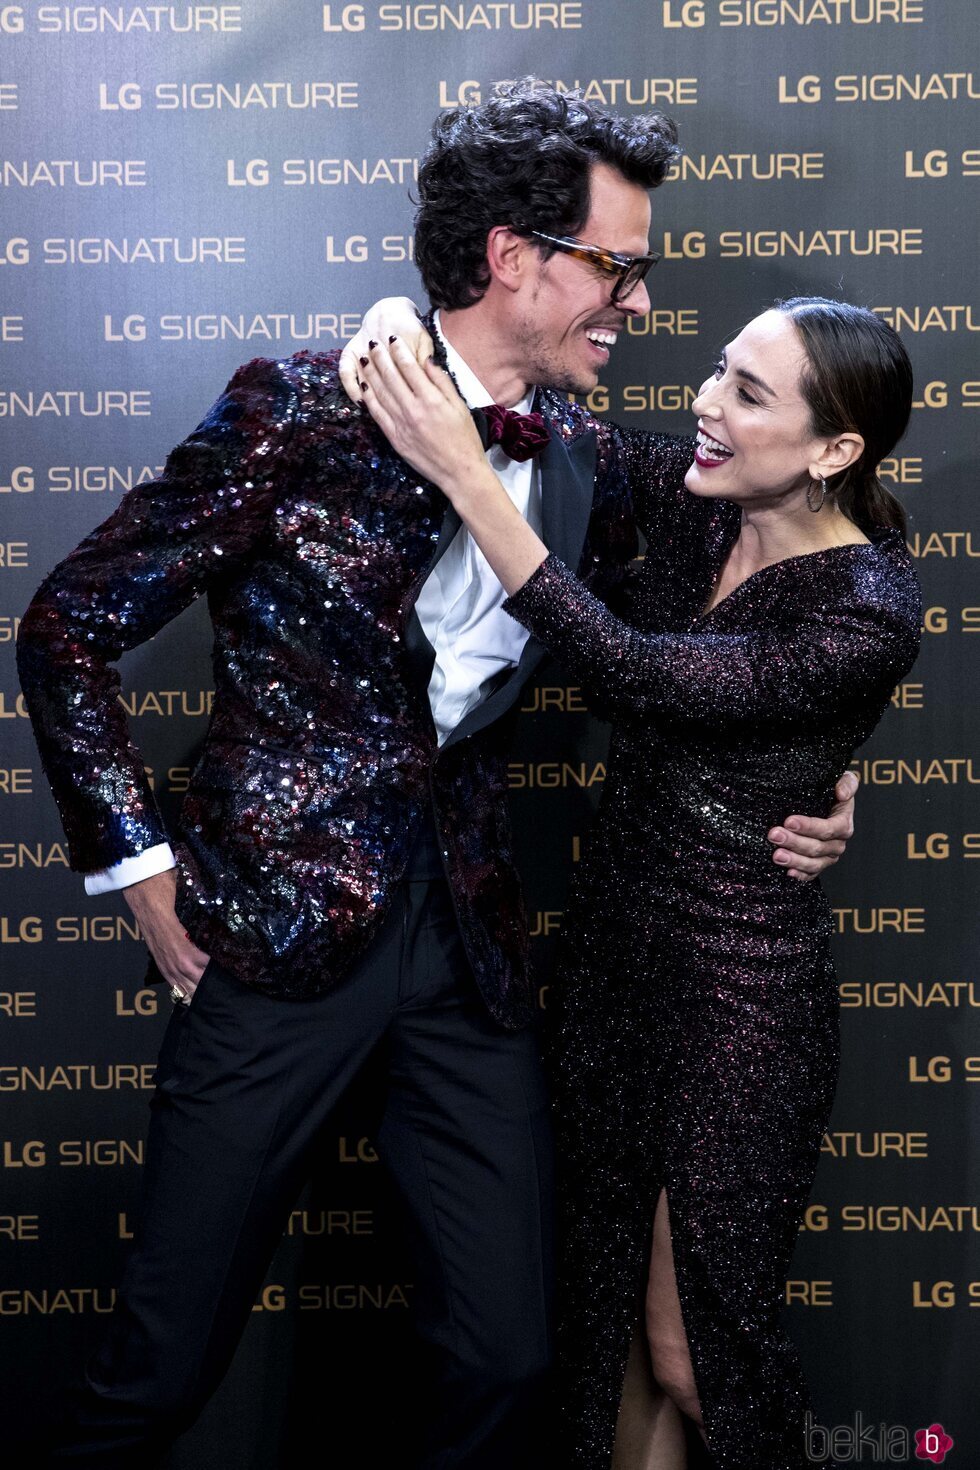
[502,436,921,1470]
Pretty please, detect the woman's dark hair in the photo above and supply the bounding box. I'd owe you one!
[777,296,913,536]
[415,78,680,311]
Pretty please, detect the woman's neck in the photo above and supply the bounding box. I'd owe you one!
[734,494,869,571]
[699,495,870,616]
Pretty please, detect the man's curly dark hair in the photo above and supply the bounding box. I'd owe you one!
[414,78,681,311]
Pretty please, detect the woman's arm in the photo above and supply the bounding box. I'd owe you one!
[502,553,919,726]
[360,337,553,590]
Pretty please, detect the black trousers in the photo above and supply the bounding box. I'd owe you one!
[44,828,555,1469]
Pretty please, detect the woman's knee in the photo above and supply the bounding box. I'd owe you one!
[644,1310,703,1426]
[645,1187,703,1425]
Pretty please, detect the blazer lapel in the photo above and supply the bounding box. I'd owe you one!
[537,402,598,578]
[442,405,598,751]
[403,502,460,693]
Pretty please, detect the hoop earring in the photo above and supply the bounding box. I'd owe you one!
[807,476,827,513]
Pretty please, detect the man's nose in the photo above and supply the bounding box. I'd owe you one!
[618,276,651,318]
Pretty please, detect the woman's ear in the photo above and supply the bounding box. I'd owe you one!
[810,431,864,483]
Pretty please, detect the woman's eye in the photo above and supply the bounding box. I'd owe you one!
[713,358,757,403]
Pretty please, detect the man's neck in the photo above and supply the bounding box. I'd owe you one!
[438,304,531,410]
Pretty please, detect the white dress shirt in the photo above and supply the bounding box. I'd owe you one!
[85,315,543,894]
[413,315,542,744]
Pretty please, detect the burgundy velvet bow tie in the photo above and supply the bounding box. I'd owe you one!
[480,403,550,463]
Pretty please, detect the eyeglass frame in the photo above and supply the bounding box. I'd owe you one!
[525,229,660,304]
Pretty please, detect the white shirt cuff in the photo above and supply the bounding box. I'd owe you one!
[84,842,177,895]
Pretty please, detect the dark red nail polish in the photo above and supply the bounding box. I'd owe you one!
[359,356,368,367]
[361,381,370,392]
[368,340,378,350]
[388,335,398,343]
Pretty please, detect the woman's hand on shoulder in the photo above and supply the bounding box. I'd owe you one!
[339,298,433,402]
[358,338,490,498]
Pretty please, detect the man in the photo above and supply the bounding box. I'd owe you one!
[17,80,854,1468]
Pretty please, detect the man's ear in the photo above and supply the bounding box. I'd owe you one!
[485,226,532,295]
[810,431,863,483]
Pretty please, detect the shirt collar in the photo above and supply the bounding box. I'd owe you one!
[433,310,535,417]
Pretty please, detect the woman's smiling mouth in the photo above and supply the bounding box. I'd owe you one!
[694,429,734,467]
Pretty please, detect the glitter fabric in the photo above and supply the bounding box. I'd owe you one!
[503,444,922,1468]
[15,341,674,1022]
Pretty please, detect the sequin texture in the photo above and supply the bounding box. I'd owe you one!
[503,442,922,1468]
[15,347,646,1023]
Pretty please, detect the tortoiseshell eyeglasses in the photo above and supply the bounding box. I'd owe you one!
[527,230,660,304]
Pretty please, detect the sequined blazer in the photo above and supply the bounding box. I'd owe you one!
[16,339,694,1025]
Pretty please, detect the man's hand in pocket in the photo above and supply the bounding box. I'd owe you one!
[122,869,210,1001]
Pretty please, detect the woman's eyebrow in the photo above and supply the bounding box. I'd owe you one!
[721,347,776,399]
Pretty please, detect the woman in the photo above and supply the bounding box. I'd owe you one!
[350,297,921,1468]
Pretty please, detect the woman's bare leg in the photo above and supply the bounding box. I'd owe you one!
[646,1186,708,1446]
[612,1323,687,1469]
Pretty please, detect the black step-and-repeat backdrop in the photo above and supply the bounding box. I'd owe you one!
[1,3,977,1465]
